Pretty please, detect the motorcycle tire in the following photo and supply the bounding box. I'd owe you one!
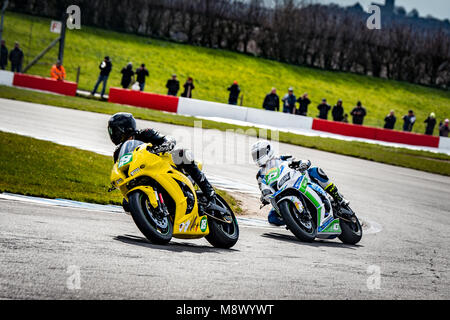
[128,191,173,245]
[205,194,239,249]
[279,200,316,242]
[338,215,362,245]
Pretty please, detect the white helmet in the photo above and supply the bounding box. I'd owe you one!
[251,141,275,167]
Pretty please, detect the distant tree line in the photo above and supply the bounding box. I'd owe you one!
[7,0,450,89]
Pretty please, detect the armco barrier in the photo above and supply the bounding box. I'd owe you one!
[13,73,77,96]
[246,107,313,130]
[312,118,439,148]
[439,136,450,151]
[374,127,439,148]
[178,97,314,131]
[108,88,179,113]
[178,97,248,121]
[0,70,14,86]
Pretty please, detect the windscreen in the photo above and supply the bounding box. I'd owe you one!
[261,159,282,176]
[117,140,144,160]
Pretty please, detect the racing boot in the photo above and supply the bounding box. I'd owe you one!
[324,183,349,207]
[268,209,286,226]
[182,163,217,204]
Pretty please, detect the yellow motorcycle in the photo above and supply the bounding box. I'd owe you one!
[109,140,239,248]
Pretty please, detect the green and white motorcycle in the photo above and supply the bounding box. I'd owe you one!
[260,159,362,244]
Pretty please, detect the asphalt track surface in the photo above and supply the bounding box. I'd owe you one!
[0,98,449,299]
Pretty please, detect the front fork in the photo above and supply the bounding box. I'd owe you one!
[275,195,311,220]
[128,185,168,217]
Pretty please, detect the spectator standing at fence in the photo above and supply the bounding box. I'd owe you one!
[439,119,449,137]
[50,60,66,81]
[402,110,416,132]
[227,81,241,105]
[317,98,331,120]
[135,64,149,92]
[0,40,8,70]
[166,74,180,96]
[297,93,311,116]
[181,77,195,98]
[332,99,344,122]
[9,42,23,73]
[350,101,367,125]
[282,87,296,114]
[120,63,134,89]
[262,88,280,112]
[424,112,437,136]
[384,110,396,130]
[91,56,112,99]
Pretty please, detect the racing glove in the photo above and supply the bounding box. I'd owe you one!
[150,137,176,153]
[280,155,293,161]
[289,159,311,171]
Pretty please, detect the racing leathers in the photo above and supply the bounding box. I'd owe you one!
[113,128,216,205]
[256,156,348,226]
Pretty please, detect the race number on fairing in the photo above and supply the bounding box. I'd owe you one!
[118,153,133,168]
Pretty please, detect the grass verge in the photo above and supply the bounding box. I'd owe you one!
[0,131,243,214]
[0,85,449,176]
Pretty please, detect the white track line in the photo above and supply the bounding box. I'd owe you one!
[0,193,381,234]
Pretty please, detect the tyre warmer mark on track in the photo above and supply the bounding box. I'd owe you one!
[0,193,382,234]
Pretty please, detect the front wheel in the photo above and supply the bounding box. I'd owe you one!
[205,195,239,249]
[279,200,316,242]
[338,214,362,245]
[128,191,173,245]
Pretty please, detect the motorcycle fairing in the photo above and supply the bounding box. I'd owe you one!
[111,144,210,239]
[268,163,341,237]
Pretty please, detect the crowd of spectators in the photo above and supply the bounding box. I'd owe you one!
[116,59,195,99]
[0,40,24,72]
[262,87,370,126]
[260,86,448,137]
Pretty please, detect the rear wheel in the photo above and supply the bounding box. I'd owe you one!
[279,200,316,242]
[205,195,239,249]
[338,216,362,245]
[128,191,173,245]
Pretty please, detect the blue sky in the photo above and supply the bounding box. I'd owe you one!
[314,0,450,20]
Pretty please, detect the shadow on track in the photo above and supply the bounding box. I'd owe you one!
[261,232,362,250]
[114,234,239,253]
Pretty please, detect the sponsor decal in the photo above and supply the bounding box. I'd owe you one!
[200,216,208,232]
[278,172,291,187]
[130,167,140,176]
[293,176,303,189]
[189,216,198,231]
[179,220,191,232]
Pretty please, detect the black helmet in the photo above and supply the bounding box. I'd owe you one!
[108,113,137,145]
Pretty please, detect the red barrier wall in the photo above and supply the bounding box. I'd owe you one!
[108,88,179,113]
[312,119,439,148]
[13,73,77,96]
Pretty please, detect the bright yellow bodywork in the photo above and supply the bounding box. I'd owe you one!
[110,143,209,239]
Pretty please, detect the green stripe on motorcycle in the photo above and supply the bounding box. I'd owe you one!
[299,176,308,193]
[305,190,322,227]
[304,190,320,207]
[321,219,341,233]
